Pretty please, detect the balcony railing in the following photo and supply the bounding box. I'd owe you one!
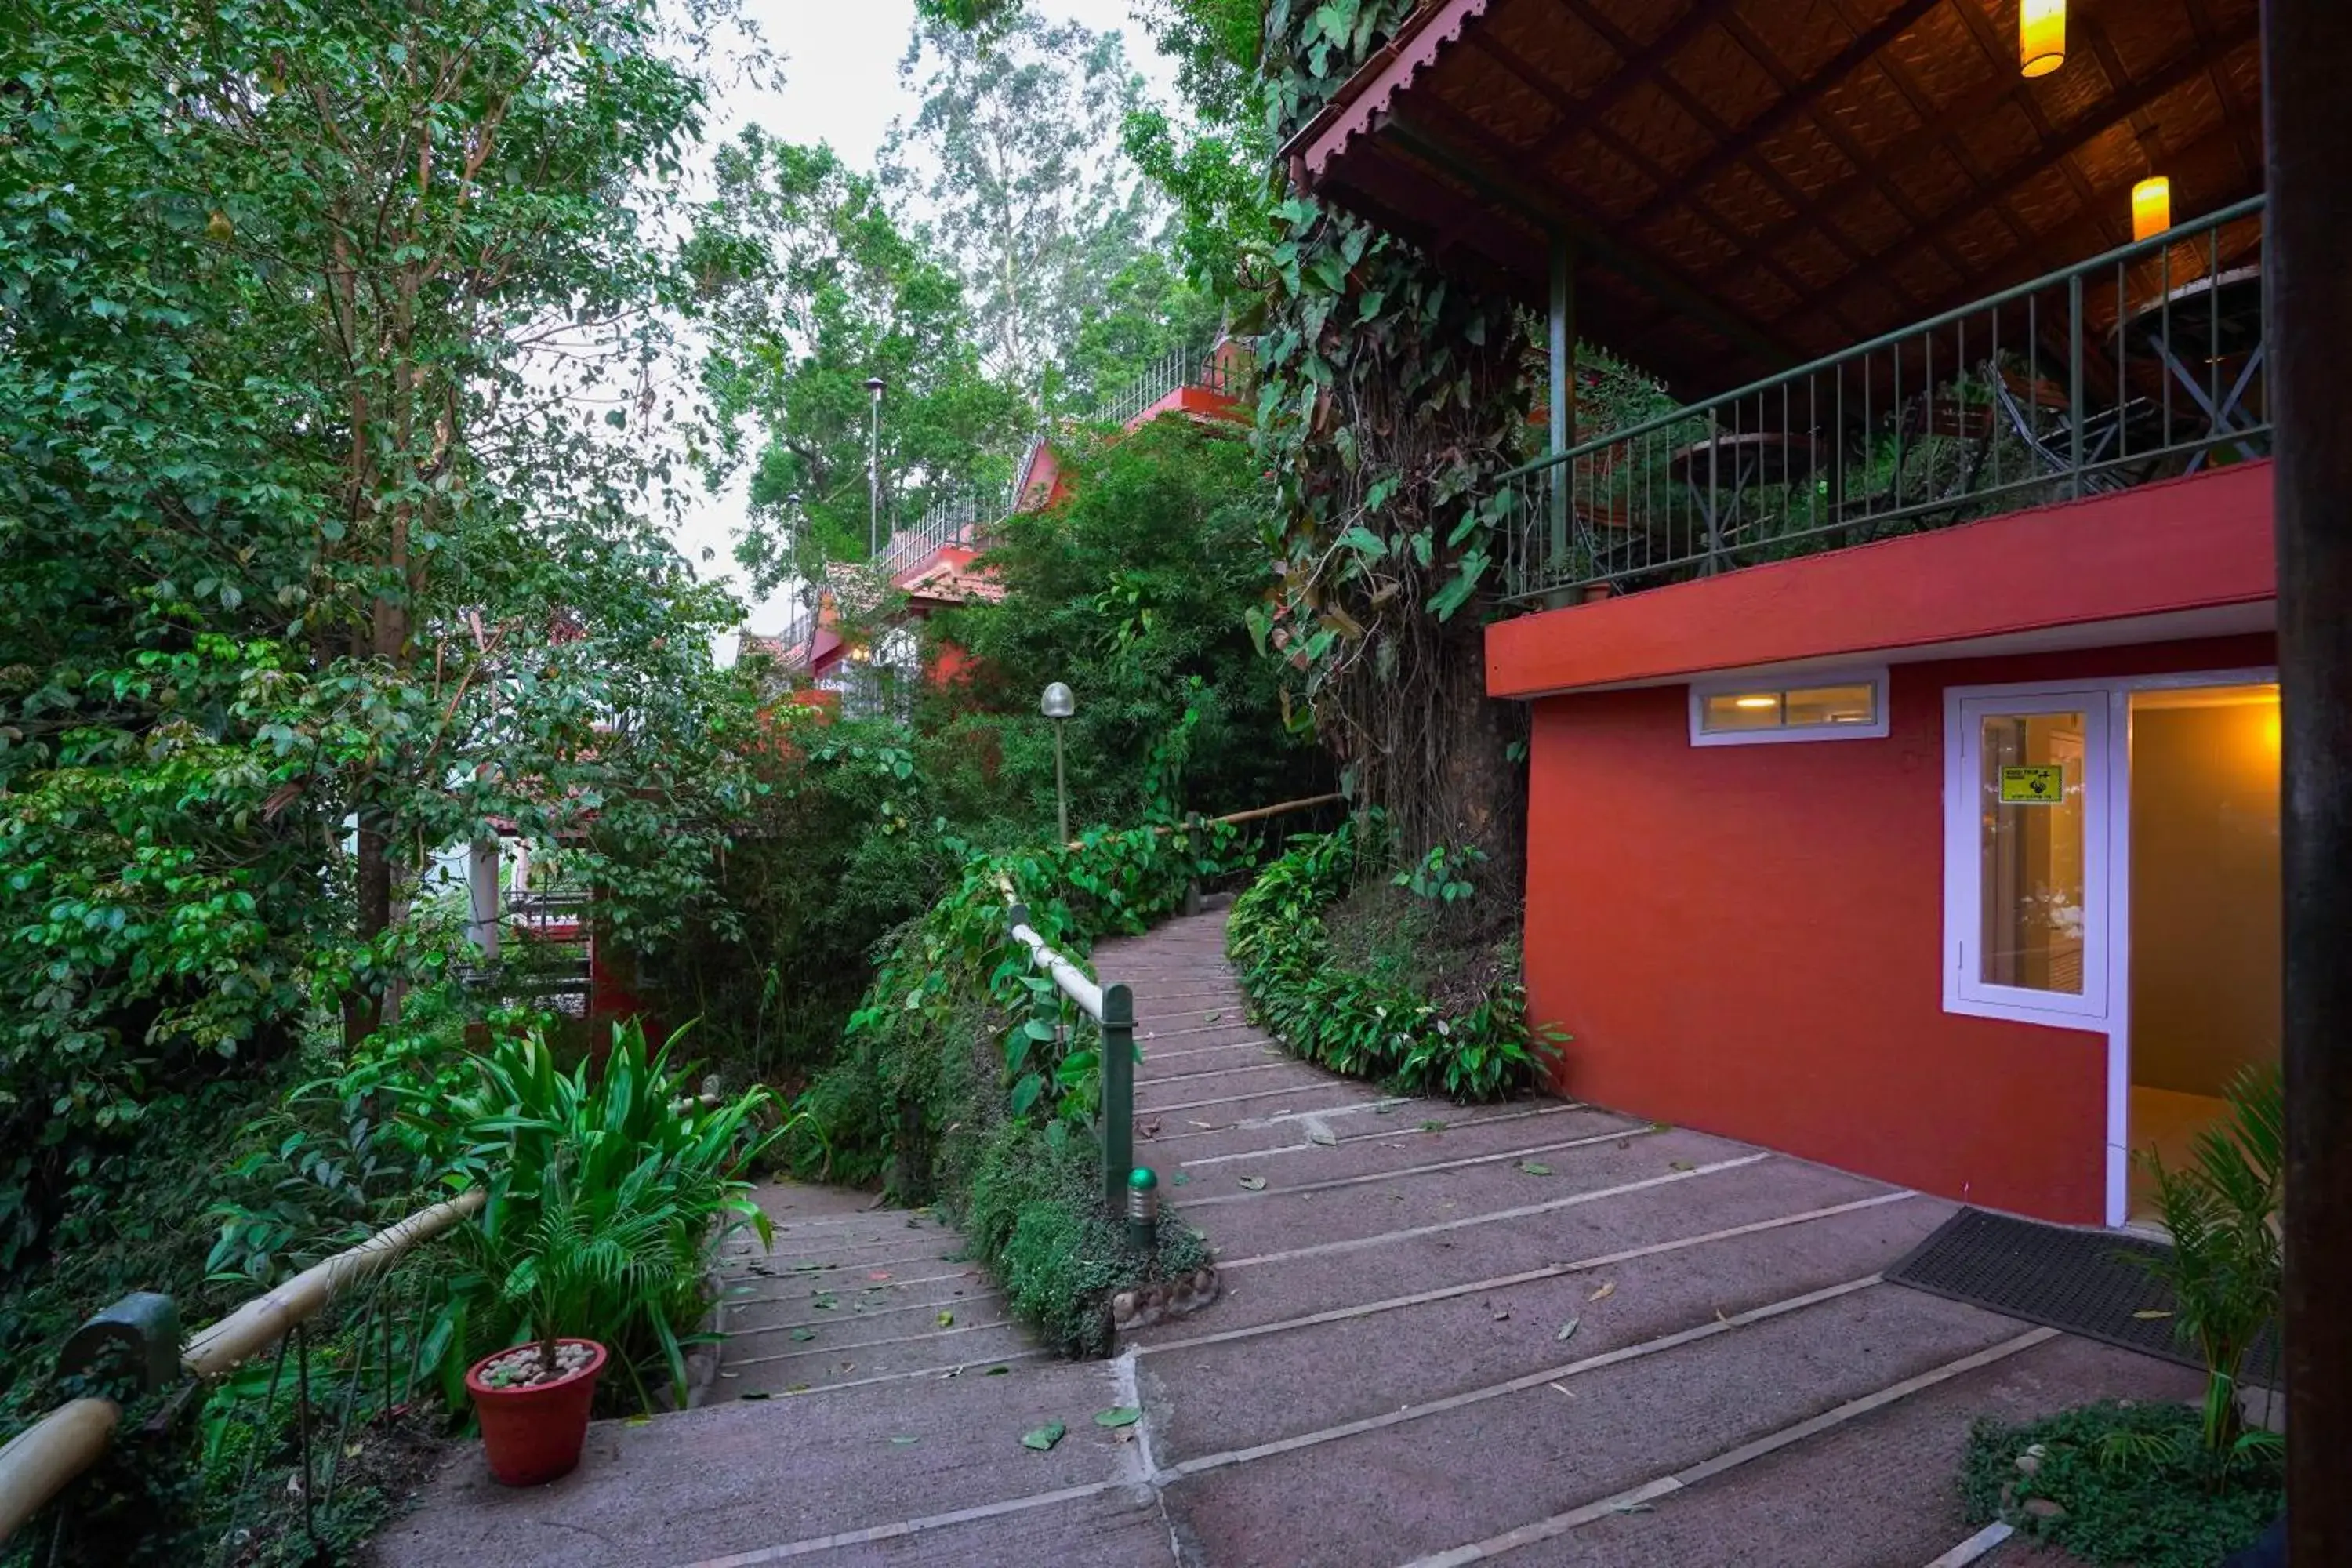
[1087,336,1240,430]
[1493,194,2269,603]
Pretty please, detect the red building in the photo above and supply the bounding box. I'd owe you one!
[750,337,1250,716]
[1293,0,2270,1227]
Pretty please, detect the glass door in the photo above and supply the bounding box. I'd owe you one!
[1951,692,2111,1019]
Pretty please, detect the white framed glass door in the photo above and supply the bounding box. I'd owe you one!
[1945,691,2111,1022]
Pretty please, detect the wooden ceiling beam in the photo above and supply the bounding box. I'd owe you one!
[1536,0,1956,322]
[1515,0,1746,169]
[1757,20,2261,331]
[1711,5,1992,311]
[1445,36,1884,343]
[1800,0,2047,256]
[1379,113,1808,372]
[1620,0,1945,229]
[1941,0,2106,216]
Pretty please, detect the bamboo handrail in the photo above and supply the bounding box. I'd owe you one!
[183,1189,485,1379]
[0,1187,486,1545]
[1060,792,1347,850]
[0,1402,118,1545]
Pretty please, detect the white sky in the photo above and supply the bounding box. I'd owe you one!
[668,0,1182,641]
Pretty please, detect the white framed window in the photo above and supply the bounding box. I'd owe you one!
[1943,688,2111,1023]
[1688,667,1888,746]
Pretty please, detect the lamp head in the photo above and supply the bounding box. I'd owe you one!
[1040,681,1075,720]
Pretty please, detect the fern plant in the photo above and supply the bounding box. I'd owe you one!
[2130,1062,2284,1463]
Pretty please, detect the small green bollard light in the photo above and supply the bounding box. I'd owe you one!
[1126,1166,1160,1254]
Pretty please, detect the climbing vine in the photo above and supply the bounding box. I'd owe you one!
[1235,0,1541,909]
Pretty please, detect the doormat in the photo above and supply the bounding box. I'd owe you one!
[1883,1208,2278,1384]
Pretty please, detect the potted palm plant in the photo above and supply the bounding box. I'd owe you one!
[464,1150,677,1486]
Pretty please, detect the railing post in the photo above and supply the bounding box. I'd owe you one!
[2067,270,2086,500]
[1099,982,1135,1216]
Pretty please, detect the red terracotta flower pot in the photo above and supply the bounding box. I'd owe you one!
[466,1338,608,1486]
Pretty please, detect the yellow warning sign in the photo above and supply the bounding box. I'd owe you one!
[2000,764,2065,804]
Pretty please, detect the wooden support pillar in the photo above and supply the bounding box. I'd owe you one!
[2266,0,2352,1559]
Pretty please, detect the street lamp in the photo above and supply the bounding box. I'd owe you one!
[1041,681,1075,844]
[864,376,887,559]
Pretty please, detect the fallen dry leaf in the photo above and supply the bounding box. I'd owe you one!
[1588,1280,1616,1303]
[1237,1175,1267,1191]
[2132,1309,2173,1320]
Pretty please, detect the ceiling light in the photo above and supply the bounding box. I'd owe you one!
[2020,0,2065,77]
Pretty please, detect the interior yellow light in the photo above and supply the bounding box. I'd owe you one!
[2132,176,2172,242]
[1733,695,1778,710]
[2020,0,2065,78]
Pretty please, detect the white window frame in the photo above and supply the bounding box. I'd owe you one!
[1944,688,2113,1025]
[1942,666,2278,1229]
[1687,666,1889,746]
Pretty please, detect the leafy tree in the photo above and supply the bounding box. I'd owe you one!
[884,13,1193,413]
[923,417,1326,836]
[692,130,1035,575]
[1,0,760,1265]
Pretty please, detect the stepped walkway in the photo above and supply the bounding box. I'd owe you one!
[374,909,2198,1568]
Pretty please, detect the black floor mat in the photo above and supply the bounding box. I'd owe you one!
[1884,1207,2278,1383]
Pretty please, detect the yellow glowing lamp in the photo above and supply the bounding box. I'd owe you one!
[1733,695,1778,710]
[2020,0,2065,78]
[2132,176,2172,241]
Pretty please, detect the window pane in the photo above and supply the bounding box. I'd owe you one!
[1978,712,2088,993]
[1784,684,1877,727]
[1700,692,1783,731]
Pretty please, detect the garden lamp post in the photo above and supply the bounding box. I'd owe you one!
[1041,681,1075,844]
[864,376,887,558]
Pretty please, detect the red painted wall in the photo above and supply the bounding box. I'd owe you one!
[1525,633,2274,1224]
[1490,462,2274,699]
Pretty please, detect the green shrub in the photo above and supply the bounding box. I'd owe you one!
[963,1121,1210,1358]
[1960,1401,2281,1567]
[415,1019,786,1409]
[797,819,1233,1355]
[2129,1063,2284,1460]
[1228,813,1556,1102]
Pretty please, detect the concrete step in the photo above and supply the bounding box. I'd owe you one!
[1137,1190,1957,1458]
[1155,1281,2035,1567]
[372,1356,1145,1568]
[1163,1156,1915,1341]
[1504,1331,2204,1568]
[1179,1124,1766,1263]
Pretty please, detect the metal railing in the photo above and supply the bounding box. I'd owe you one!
[1494,195,2269,601]
[1087,336,1240,430]
[0,1191,483,1555]
[1005,904,1137,1214]
[876,490,993,582]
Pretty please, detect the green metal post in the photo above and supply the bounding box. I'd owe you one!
[1548,231,1575,577]
[1126,1167,1159,1255]
[2067,271,2085,499]
[1100,982,1134,1214]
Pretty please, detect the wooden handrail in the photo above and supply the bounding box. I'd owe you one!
[1059,793,1347,851]
[0,1188,485,1545]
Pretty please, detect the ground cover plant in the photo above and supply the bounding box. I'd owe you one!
[1226,812,1555,1102]
[797,818,1235,1356]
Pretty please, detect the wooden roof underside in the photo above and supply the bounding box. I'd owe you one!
[1294,0,2265,400]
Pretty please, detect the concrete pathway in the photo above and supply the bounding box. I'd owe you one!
[373,907,2198,1567]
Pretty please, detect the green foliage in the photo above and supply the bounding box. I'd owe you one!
[1960,1402,2281,1567]
[693,129,1035,573]
[797,820,1232,1355]
[1229,817,1555,1102]
[418,1020,785,1408]
[2,0,764,1269]
[962,1120,1210,1358]
[924,419,1327,834]
[2129,1064,2285,1459]
[1392,842,1486,906]
[882,13,1185,413]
